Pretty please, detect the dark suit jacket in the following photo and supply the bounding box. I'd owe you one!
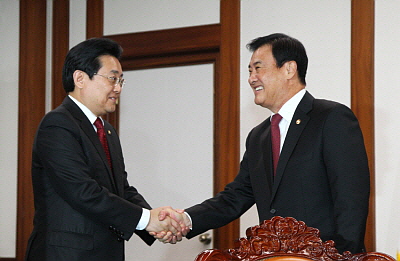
[25,96,155,261]
[186,91,370,254]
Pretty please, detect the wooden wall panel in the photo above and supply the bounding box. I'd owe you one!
[86,0,103,39]
[213,0,241,250]
[52,0,69,109]
[351,0,375,252]
[15,1,47,260]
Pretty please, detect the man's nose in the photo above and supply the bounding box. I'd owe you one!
[113,84,122,93]
[248,72,257,84]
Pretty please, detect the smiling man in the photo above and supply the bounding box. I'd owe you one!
[159,33,370,254]
[25,38,187,261]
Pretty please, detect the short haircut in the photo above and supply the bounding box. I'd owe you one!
[62,38,123,93]
[247,33,308,85]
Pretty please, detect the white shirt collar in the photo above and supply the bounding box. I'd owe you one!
[270,89,306,152]
[68,95,101,126]
[273,89,306,123]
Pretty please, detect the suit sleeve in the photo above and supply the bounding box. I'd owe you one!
[35,112,146,242]
[121,169,155,245]
[323,104,370,253]
[185,133,256,238]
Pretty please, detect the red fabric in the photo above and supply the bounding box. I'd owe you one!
[271,114,282,176]
[94,117,113,170]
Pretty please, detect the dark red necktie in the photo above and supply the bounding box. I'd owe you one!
[271,114,283,176]
[94,117,113,170]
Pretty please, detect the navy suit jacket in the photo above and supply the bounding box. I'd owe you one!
[186,91,370,254]
[26,96,155,261]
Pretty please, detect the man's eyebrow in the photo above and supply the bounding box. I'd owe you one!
[110,69,123,77]
[248,61,262,68]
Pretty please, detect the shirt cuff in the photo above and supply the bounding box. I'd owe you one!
[136,208,150,230]
[184,212,193,229]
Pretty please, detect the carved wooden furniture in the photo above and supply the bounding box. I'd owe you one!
[194,216,396,261]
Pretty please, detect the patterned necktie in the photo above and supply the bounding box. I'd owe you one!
[94,117,113,170]
[271,114,283,176]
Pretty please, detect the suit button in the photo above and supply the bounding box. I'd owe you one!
[117,237,123,242]
[270,209,276,214]
[109,226,114,230]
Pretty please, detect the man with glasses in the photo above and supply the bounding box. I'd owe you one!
[25,38,188,261]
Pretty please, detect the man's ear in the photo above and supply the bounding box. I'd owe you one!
[285,61,297,79]
[73,70,85,89]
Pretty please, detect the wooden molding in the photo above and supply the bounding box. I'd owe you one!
[110,24,220,60]
[351,0,375,251]
[107,24,220,70]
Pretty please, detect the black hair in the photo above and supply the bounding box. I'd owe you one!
[62,38,123,93]
[247,33,308,85]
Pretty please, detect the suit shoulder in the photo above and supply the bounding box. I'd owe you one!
[313,98,346,109]
[39,105,78,129]
[252,117,270,132]
[312,98,353,115]
[245,118,270,142]
[310,99,360,130]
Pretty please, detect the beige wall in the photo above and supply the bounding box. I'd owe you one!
[0,0,19,258]
[375,0,400,255]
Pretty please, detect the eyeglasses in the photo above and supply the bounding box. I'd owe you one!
[93,73,126,88]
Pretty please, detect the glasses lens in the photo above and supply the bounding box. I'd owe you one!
[112,77,118,86]
[119,78,125,88]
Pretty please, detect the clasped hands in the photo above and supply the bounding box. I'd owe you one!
[145,206,191,244]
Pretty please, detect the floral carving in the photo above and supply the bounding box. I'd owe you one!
[194,216,396,261]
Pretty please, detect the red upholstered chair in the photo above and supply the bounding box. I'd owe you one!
[194,216,396,261]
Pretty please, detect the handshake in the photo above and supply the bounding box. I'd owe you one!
[145,206,192,244]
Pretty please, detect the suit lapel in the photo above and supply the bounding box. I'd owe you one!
[261,124,274,193]
[271,92,314,200]
[62,97,118,193]
[103,122,124,196]
[249,120,274,205]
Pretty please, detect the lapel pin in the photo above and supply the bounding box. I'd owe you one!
[296,119,301,125]
[107,130,112,135]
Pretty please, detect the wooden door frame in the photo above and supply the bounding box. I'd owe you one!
[86,0,241,250]
[351,0,375,252]
[12,1,375,260]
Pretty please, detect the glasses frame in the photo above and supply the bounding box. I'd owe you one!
[93,73,126,88]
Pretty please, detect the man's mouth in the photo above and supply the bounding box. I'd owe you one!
[255,86,264,91]
[109,97,118,103]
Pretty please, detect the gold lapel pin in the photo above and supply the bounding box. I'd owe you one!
[107,130,112,135]
[296,119,301,125]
